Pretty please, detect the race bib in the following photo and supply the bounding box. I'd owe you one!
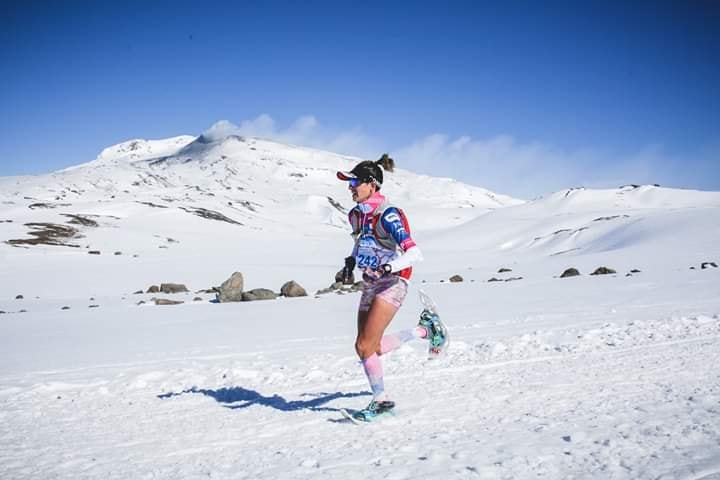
[355,235,394,269]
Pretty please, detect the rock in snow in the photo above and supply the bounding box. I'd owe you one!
[242,288,277,301]
[560,268,581,278]
[216,272,244,303]
[280,280,307,298]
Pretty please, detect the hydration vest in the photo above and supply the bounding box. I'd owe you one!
[348,199,413,280]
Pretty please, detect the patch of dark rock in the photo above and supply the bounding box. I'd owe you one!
[28,202,71,210]
[690,266,696,270]
[327,197,347,214]
[179,207,242,225]
[590,267,616,275]
[215,272,244,302]
[488,277,502,282]
[146,285,160,293]
[289,172,307,178]
[89,305,99,308]
[498,268,512,273]
[159,245,168,249]
[560,268,581,278]
[88,250,101,255]
[114,251,122,255]
[166,238,179,244]
[242,289,277,301]
[701,262,718,269]
[193,297,203,302]
[630,269,641,273]
[281,281,307,297]
[61,306,70,310]
[6,223,81,248]
[137,300,146,306]
[505,277,523,282]
[316,280,363,296]
[16,295,23,300]
[233,200,259,212]
[136,201,169,209]
[160,283,189,294]
[0,311,5,314]
[61,214,99,227]
[562,187,585,198]
[449,275,464,283]
[133,290,143,294]
[593,215,630,222]
[155,298,184,306]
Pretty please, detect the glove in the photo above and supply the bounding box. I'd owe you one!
[341,256,356,284]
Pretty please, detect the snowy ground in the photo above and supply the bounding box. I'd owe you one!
[1,135,719,479]
[1,269,718,479]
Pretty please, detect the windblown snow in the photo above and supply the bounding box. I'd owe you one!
[1,127,718,479]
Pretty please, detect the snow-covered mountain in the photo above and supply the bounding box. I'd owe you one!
[1,129,719,296]
[1,132,519,233]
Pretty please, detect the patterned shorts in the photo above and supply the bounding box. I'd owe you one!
[358,275,409,312]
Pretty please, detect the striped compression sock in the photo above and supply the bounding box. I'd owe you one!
[379,326,428,355]
[361,353,386,402]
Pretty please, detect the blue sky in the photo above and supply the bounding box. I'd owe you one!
[1,0,718,198]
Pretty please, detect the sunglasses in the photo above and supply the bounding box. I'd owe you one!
[348,177,373,188]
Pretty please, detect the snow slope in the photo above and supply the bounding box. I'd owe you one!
[1,129,719,479]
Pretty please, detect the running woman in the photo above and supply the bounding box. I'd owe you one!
[336,156,447,422]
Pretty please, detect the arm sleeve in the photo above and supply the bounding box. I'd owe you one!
[388,245,423,272]
[380,208,417,251]
[380,208,422,272]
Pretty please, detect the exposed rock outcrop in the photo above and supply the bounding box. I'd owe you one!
[281,281,307,297]
[215,272,244,302]
[242,289,277,301]
[560,268,581,278]
[160,283,189,294]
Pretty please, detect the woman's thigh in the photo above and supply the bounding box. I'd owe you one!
[357,297,399,354]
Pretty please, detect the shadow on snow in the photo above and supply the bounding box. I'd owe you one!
[157,386,369,413]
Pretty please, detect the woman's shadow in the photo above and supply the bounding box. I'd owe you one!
[158,386,369,413]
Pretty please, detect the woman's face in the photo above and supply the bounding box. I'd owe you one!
[349,180,375,203]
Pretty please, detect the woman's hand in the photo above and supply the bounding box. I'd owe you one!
[364,264,392,280]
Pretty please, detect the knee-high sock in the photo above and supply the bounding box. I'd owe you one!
[361,353,386,402]
[380,326,428,355]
